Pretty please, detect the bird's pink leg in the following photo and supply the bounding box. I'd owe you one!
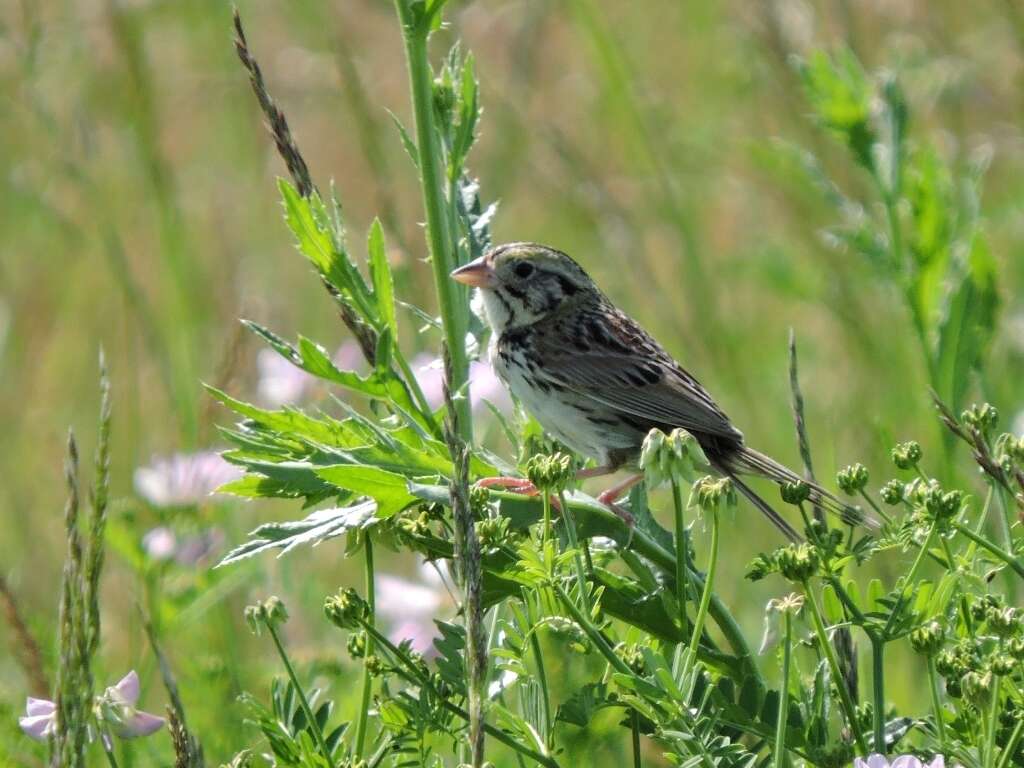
[595,473,644,526]
[473,476,562,510]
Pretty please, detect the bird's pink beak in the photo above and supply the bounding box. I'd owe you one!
[450,257,497,288]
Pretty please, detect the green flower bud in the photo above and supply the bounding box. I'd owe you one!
[836,463,869,495]
[971,595,1003,624]
[469,485,491,514]
[935,649,960,677]
[986,606,1021,638]
[615,643,645,675]
[962,403,999,437]
[745,553,777,582]
[689,475,736,516]
[780,480,811,505]
[525,452,574,494]
[244,596,288,635]
[398,510,432,540]
[991,654,1017,676]
[347,631,367,659]
[243,604,263,636]
[1008,637,1024,661]
[909,620,944,656]
[476,514,515,552]
[892,441,923,470]
[364,654,385,678]
[880,479,904,505]
[961,669,994,706]
[776,543,820,583]
[324,588,369,631]
[923,486,963,523]
[639,427,708,487]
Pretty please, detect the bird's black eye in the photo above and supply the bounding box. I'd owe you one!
[513,261,535,278]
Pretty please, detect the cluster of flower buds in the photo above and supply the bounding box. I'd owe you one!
[689,475,736,517]
[397,509,432,541]
[324,588,370,631]
[970,595,1024,639]
[922,485,964,523]
[746,542,821,583]
[615,642,646,675]
[909,620,945,656]
[892,441,923,470]
[995,432,1024,473]
[475,513,516,553]
[880,479,905,505]
[836,463,870,495]
[935,639,984,698]
[780,480,811,506]
[244,596,289,635]
[347,631,367,659]
[525,451,575,494]
[961,402,999,438]
[639,428,709,487]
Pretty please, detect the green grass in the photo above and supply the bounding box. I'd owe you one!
[2,1,1024,765]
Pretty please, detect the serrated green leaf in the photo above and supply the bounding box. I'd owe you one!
[315,465,416,517]
[367,218,396,340]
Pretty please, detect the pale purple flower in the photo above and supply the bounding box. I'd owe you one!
[96,671,165,739]
[256,342,363,407]
[375,560,452,654]
[18,698,56,741]
[853,756,947,768]
[412,354,512,414]
[19,671,164,743]
[134,452,242,508]
[1014,409,1024,439]
[142,526,224,566]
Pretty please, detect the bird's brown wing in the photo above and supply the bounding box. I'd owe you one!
[533,307,743,442]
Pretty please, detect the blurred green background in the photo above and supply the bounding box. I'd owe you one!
[2,0,1024,764]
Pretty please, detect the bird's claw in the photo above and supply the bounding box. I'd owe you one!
[474,477,563,511]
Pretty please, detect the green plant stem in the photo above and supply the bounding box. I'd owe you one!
[688,510,719,660]
[265,622,334,766]
[98,730,120,768]
[951,521,1024,580]
[671,479,689,637]
[858,489,893,527]
[359,620,559,767]
[559,491,592,615]
[354,533,376,760]
[996,717,1024,768]
[870,634,885,752]
[392,0,471,441]
[803,584,869,756]
[552,581,632,677]
[984,675,1001,768]
[926,656,948,752]
[631,709,642,768]
[526,597,552,749]
[773,611,793,768]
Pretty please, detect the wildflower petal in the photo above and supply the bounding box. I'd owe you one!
[926,758,945,768]
[115,710,166,738]
[891,758,923,768]
[113,670,141,705]
[25,697,55,717]
[19,713,56,741]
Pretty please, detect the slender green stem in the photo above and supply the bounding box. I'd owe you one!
[984,675,1001,768]
[354,533,376,760]
[98,730,120,768]
[671,480,689,637]
[526,599,552,749]
[266,623,334,766]
[631,709,642,768]
[870,635,885,752]
[392,0,471,441]
[803,584,869,756]
[858,489,893,527]
[926,656,948,751]
[688,510,719,659]
[394,350,437,426]
[996,717,1024,768]
[951,521,1024,580]
[541,492,552,545]
[773,611,793,768]
[552,581,632,677]
[560,492,592,615]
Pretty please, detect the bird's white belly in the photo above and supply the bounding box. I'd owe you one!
[490,343,632,464]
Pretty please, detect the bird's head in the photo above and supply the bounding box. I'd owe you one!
[450,242,594,333]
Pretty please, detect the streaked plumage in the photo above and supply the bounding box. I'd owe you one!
[452,242,865,540]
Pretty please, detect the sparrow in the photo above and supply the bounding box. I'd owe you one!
[451,242,865,540]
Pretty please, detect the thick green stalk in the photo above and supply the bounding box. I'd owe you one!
[803,586,869,756]
[996,718,1024,768]
[631,709,642,768]
[688,510,719,659]
[672,480,689,636]
[392,0,471,440]
[772,611,793,768]
[266,623,334,766]
[870,635,885,752]
[926,656,948,751]
[984,676,1001,768]
[354,534,376,760]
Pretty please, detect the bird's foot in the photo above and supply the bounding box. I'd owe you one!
[595,472,644,528]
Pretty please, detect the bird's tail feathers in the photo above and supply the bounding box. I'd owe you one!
[721,471,802,542]
[726,446,877,530]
